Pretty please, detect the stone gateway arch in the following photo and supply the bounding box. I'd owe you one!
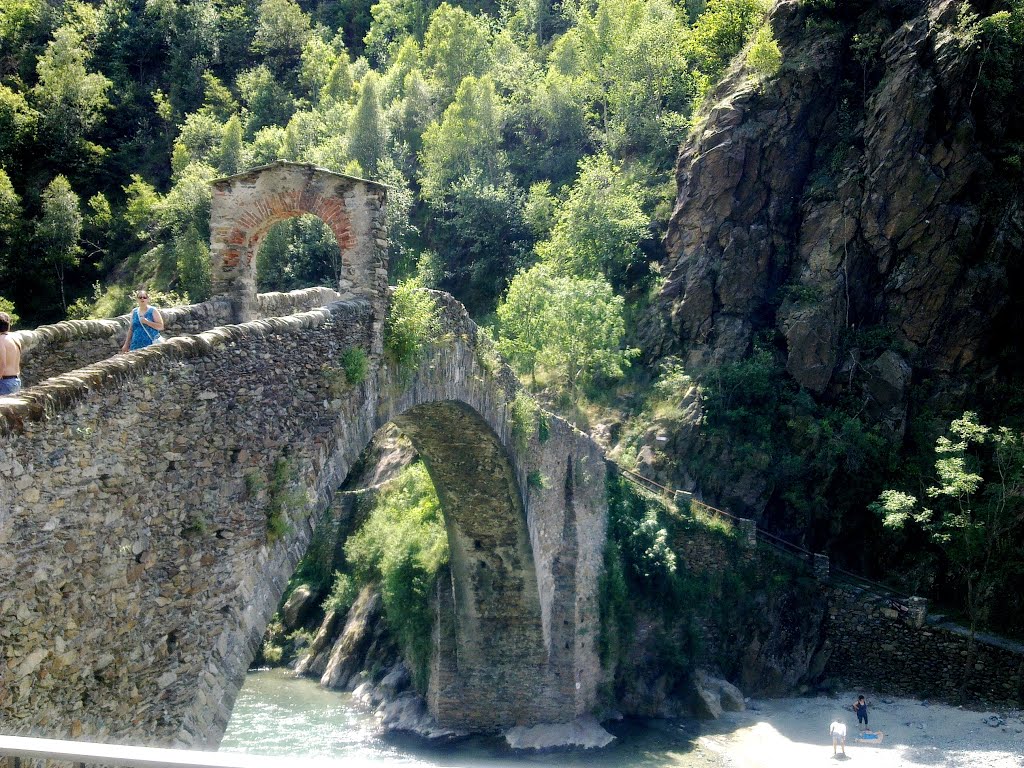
[0,163,608,748]
[209,161,389,328]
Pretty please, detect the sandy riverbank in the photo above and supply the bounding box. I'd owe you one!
[693,691,1023,768]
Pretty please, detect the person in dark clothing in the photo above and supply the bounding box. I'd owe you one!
[854,695,869,730]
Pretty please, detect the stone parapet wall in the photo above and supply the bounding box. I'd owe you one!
[253,287,341,318]
[14,288,339,388]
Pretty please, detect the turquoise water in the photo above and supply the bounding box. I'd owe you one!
[220,669,721,767]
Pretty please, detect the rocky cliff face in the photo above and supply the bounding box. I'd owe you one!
[644,0,1023,513]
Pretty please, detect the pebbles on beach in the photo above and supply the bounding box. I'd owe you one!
[693,691,1024,768]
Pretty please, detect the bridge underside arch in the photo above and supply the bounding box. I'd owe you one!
[391,401,553,728]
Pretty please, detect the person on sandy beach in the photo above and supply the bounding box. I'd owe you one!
[0,311,21,395]
[830,720,847,756]
[854,694,870,730]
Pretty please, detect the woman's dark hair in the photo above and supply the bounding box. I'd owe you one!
[0,312,10,333]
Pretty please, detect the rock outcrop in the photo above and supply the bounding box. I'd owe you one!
[642,0,1023,518]
[652,0,1019,395]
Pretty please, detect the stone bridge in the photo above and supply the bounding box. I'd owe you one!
[0,163,608,748]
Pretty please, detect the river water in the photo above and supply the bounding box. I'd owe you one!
[219,669,723,767]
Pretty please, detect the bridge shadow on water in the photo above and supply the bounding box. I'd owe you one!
[386,718,708,768]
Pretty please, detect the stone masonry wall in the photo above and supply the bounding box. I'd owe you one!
[668,506,1023,707]
[0,291,607,745]
[15,287,339,388]
[824,587,1024,707]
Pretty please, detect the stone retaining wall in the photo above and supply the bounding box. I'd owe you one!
[824,587,1024,707]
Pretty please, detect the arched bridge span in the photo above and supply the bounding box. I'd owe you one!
[0,294,607,747]
[0,161,608,746]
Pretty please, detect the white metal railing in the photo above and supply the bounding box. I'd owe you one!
[0,736,365,768]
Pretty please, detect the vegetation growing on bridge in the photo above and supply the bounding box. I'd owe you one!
[322,347,369,395]
[384,280,443,372]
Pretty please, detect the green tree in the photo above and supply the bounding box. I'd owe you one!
[30,13,112,164]
[172,111,223,172]
[384,69,436,170]
[280,110,327,161]
[746,23,781,79]
[497,263,634,394]
[252,0,313,81]
[322,56,355,105]
[161,0,221,116]
[0,0,45,66]
[219,115,244,175]
[0,296,17,326]
[685,0,768,87]
[503,68,589,186]
[123,174,162,244]
[245,125,288,166]
[36,175,83,311]
[158,162,218,240]
[419,74,503,201]
[299,34,344,101]
[0,85,38,172]
[0,169,22,285]
[421,3,492,104]
[348,71,386,176]
[237,65,296,136]
[202,72,238,120]
[536,153,649,284]
[570,0,691,157]
[431,171,531,315]
[174,224,212,301]
[872,413,1024,651]
[364,0,437,65]
[523,180,557,238]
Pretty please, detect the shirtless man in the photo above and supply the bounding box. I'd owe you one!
[0,311,21,395]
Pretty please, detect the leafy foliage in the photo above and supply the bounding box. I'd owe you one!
[871,413,1024,637]
[345,462,449,689]
[0,0,777,328]
[384,279,443,370]
[535,153,650,283]
[497,263,636,395]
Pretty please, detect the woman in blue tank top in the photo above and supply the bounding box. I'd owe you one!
[121,290,165,351]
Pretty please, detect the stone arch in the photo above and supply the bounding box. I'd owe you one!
[388,401,552,729]
[0,295,607,745]
[209,161,388,324]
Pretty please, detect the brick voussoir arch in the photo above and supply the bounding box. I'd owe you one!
[209,161,387,330]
